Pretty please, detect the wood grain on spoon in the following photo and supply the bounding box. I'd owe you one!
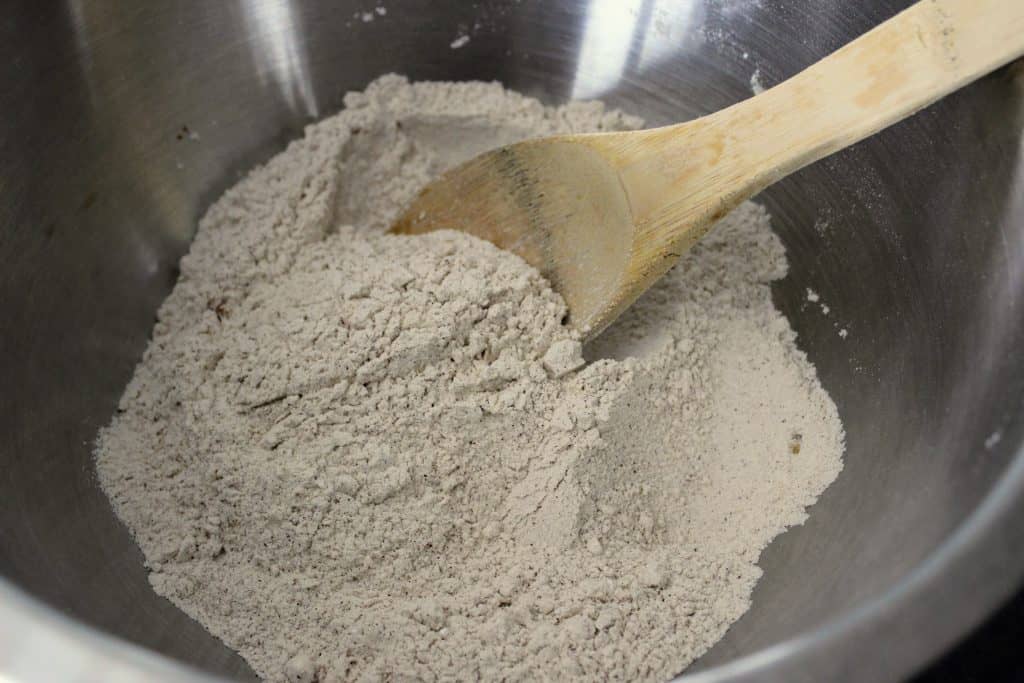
[391,0,1024,339]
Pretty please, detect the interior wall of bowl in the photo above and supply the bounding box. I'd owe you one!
[1,0,1023,680]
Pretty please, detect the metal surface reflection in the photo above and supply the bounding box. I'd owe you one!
[239,0,319,118]
[637,0,703,73]
[572,0,644,99]
[572,0,703,100]
[0,1,1023,682]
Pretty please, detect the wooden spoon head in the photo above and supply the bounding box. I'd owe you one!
[390,136,637,338]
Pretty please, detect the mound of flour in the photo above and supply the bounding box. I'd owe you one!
[96,75,844,683]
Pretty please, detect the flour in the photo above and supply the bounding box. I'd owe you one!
[95,75,844,683]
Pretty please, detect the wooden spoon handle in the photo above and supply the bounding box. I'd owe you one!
[626,0,1024,253]
[721,0,1024,190]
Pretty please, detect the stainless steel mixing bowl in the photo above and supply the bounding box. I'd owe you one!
[1,1,1023,681]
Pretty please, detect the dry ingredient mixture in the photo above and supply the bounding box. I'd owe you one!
[96,76,844,683]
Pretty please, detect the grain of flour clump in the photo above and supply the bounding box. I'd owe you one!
[96,75,844,682]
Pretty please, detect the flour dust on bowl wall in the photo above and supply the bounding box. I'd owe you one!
[93,76,845,682]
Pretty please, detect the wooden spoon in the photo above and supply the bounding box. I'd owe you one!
[392,0,1024,339]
